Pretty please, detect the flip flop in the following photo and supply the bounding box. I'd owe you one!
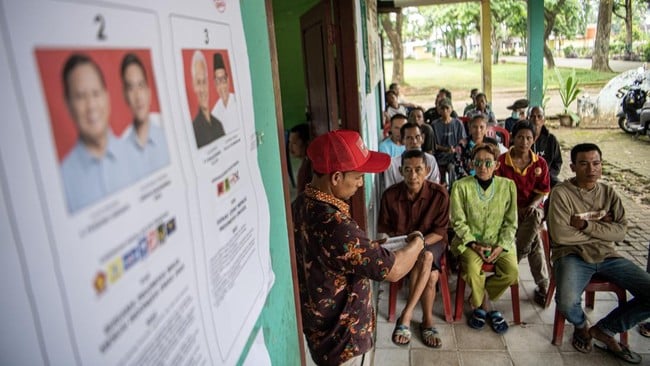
[571,328,592,353]
[419,325,442,349]
[594,342,642,364]
[391,317,411,346]
[468,309,487,330]
[488,310,509,334]
[639,322,650,338]
[533,287,547,307]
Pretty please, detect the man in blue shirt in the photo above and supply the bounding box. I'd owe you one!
[60,54,132,213]
[120,53,170,180]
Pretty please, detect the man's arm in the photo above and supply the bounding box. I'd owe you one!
[581,189,627,242]
[385,233,425,282]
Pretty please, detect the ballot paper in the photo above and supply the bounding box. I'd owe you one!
[380,235,408,251]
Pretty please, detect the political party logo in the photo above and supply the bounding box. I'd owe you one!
[122,247,139,271]
[224,177,230,192]
[217,181,225,196]
[213,0,226,13]
[107,257,124,284]
[166,218,176,235]
[147,229,159,253]
[230,170,240,184]
[137,237,148,260]
[93,271,107,294]
[157,223,167,244]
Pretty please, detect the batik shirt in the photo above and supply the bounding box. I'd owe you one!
[292,185,395,366]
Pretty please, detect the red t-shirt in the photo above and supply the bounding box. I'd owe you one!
[496,149,550,208]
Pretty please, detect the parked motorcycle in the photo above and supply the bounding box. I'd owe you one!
[616,70,650,136]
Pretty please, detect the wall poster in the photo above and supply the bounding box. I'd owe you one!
[0,0,273,365]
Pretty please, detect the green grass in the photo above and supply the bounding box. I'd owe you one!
[384,58,618,93]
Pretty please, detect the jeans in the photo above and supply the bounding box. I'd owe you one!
[554,254,650,335]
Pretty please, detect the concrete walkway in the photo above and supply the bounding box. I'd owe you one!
[501,56,645,73]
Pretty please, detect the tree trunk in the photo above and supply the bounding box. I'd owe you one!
[625,0,633,60]
[544,43,555,68]
[542,0,564,69]
[380,12,404,84]
[592,0,613,72]
[461,37,468,60]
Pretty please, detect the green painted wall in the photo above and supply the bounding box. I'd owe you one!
[237,1,300,365]
[273,0,319,130]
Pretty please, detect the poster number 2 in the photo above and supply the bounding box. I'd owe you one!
[94,14,106,41]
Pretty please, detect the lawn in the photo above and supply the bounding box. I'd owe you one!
[384,58,618,94]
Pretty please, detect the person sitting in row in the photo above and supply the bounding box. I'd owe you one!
[424,88,458,124]
[496,120,550,307]
[431,98,467,180]
[383,90,408,137]
[459,115,507,177]
[504,98,528,133]
[464,92,496,126]
[379,114,407,158]
[529,106,563,187]
[389,82,420,111]
[378,149,450,348]
[463,88,479,116]
[450,143,519,334]
[548,143,650,364]
[288,123,312,194]
[408,107,434,154]
[384,122,440,191]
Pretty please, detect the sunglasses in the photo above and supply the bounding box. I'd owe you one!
[473,159,495,168]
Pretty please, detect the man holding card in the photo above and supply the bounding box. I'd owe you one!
[378,149,449,348]
[292,130,425,366]
[548,143,650,364]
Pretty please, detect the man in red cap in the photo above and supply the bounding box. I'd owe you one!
[293,130,425,366]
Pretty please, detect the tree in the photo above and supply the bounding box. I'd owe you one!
[612,0,633,59]
[592,0,614,71]
[381,11,405,84]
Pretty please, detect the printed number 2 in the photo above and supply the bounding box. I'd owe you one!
[204,28,209,45]
[95,14,106,41]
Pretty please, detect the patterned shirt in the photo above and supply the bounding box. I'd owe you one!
[292,185,395,366]
[450,176,518,256]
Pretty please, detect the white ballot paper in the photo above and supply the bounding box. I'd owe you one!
[380,235,408,251]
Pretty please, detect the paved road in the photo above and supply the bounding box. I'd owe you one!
[501,55,645,73]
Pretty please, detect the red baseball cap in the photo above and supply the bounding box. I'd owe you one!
[307,130,390,174]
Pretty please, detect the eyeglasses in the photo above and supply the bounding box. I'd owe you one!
[473,159,495,168]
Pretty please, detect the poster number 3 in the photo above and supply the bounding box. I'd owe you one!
[94,14,106,41]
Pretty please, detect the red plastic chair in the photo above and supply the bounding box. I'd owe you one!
[453,262,521,324]
[387,252,453,323]
[539,229,629,346]
[487,125,510,147]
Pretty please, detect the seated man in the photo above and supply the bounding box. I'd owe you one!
[431,98,467,183]
[383,90,408,137]
[451,143,518,334]
[464,92,497,126]
[379,114,407,158]
[424,88,458,124]
[408,107,434,154]
[529,106,562,187]
[462,88,479,116]
[496,120,550,307]
[548,143,650,364]
[383,122,440,191]
[459,115,507,177]
[504,98,528,133]
[378,149,450,348]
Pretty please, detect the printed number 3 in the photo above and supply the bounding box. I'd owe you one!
[95,14,106,41]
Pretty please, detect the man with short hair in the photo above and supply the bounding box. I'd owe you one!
[408,107,434,154]
[384,122,440,190]
[120,53,169,179]
[191,50,224,148]
[379,114,407,158]
[293,130,425,366]
[529,106,562,187]
[211,52,238,133]
[378,149,449,348]
[504,98,528,133]
[60,53,131,213]
[548,143,650,364]
[431,98,467,180]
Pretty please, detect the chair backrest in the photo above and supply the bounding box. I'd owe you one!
[487,125,510,147]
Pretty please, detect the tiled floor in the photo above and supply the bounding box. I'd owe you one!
[372,259,650,366]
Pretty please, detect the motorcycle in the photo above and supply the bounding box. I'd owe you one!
[616,70,650,136]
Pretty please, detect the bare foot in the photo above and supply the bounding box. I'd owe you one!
[589,326,621,352]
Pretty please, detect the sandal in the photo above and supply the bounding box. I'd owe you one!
[571,328,592,353]
[533,287,547,307]
[488,310,509,334]
[594,342,642,364]
[391,317,411,346]
[468,309,487,330]
[639,322,650,338]
[419,325,442,348]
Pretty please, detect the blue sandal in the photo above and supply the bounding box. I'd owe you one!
[468,309,487,330]
[488,311,509,334]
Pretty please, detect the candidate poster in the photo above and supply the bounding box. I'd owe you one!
[0,0,273,365]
